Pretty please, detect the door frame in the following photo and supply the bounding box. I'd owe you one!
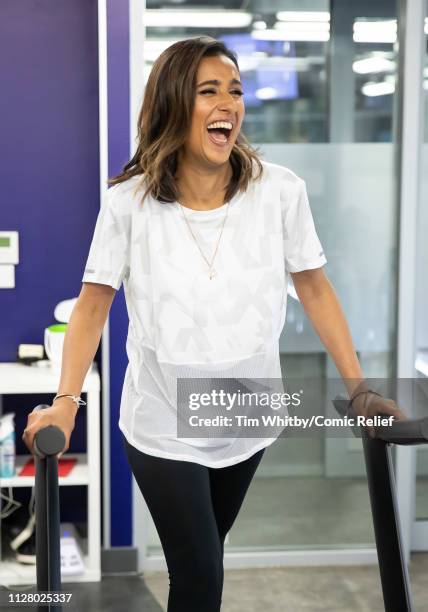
[395,0,427,559]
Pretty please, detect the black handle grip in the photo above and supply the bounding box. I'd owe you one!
[32,404,66,458]
[333,395,428,445]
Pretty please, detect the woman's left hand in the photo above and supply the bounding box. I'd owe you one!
[350,393,408,439]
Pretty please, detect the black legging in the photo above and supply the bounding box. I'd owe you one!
[122,433,265,612]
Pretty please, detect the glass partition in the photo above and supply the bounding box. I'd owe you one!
[141,0,401,559]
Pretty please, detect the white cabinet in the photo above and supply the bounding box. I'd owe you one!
[0,361,101,585]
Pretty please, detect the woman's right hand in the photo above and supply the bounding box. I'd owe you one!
[350,392,407,439]
[22,400,77,459]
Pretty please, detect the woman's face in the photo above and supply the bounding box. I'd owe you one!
[181,54,245,168]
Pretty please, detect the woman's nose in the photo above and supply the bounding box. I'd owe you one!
[216,91,238,108]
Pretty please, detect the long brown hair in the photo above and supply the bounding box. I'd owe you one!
[108,36,264,205]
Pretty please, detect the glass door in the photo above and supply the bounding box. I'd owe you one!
[128,0,420,572]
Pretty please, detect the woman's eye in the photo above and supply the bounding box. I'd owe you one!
[199,89,244,96]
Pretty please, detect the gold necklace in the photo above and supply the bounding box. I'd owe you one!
[177,200,230,279]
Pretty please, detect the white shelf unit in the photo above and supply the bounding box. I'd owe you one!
[0,361,101,585]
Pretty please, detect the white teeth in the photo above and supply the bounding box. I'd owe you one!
[207,121,233,130]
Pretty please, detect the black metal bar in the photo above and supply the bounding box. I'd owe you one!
[332,396,425,612]
[34,453,48,592]
[32,405,66,612]
[333,397,428,445]
[362,433,414,611]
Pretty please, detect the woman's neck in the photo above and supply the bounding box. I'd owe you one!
[176,160,232,211]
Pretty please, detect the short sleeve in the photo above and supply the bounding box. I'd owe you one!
[282,176,327,273]
[82,186,131,290]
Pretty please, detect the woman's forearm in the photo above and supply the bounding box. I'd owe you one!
[55,300,105,413]
[294,272,368,399]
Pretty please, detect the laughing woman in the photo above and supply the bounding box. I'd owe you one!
[23,37,405,611]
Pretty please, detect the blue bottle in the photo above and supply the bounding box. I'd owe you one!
[0,413,16,478]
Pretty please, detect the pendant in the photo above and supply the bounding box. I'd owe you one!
[208,267,217,280]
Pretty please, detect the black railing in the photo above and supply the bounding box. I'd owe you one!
[32,404,66,612]
[333,395,428,612]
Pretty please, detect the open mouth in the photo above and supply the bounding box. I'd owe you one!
[206,126,233,147]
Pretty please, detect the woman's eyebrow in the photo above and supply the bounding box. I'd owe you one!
[197,79,242,87]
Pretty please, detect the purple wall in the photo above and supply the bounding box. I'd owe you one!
[0,0,133,549]
[106,0,133,547]
[0,0,100,525]
[0,0,100,357]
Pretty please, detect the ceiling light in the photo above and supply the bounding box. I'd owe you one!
[274,21,330,32]
[255,87,279,100]
[145,10,252,28]
[353,57,396,74]
[252,28,329,42]
[361,81,395,96]
[276,11,330,22]
[253,20,267,30]
[353,20,397,43]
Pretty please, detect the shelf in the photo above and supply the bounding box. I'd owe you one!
[0,454,89,487]
[0,361,100,394]
[0,361,101,585]
[0,555,100,585]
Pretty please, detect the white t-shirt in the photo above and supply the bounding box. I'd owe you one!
[82,160,327,467]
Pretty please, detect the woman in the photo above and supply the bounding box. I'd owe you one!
[23,37,405,611]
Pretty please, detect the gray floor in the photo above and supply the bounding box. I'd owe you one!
[54,554,428,611]
[143,554,428,611]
